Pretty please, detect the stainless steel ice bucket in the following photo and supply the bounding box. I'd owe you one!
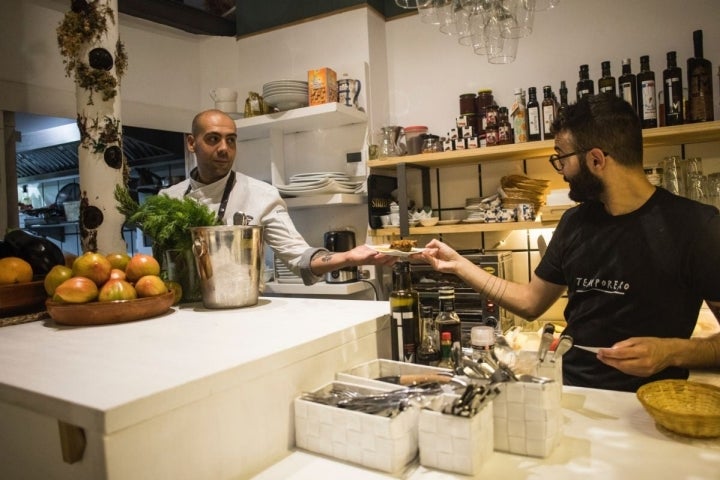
[190,225,264,309]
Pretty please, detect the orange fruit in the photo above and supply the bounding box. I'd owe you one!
[165,280,183,305]
[72,252,112,286]
[98,279,138,302]
[44,265,73,296]
[106,252,131,271]
[52,277,99,304]
[134,275,168,298]
[125,254,161,282]
[0,257,34,285]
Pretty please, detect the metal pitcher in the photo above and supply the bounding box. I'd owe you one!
[190,225,264,309]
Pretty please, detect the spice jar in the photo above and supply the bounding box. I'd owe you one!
[422,134,441,153]
[475,89,494,135]
[459,93,477,116]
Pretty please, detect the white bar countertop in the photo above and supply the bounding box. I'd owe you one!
[1,298,718,479]
[254,385,720,479]
[0,297,389,435]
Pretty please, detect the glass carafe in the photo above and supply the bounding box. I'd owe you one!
[379,126,405,157]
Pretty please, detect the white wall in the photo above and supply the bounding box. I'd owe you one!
[2,0,719,301]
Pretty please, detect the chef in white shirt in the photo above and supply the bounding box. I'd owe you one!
[160,109,395,285]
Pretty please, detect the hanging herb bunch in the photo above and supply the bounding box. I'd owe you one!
[56,0,128,103]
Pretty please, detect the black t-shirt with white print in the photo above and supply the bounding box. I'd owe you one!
[535,187,720,392]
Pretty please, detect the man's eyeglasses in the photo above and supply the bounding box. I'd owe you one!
[548,150,587,171]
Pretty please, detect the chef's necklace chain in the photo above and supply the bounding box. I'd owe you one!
[184,170,236,223]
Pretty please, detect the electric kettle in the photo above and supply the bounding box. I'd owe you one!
[323,230,359,283]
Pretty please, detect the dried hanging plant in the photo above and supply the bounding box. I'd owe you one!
[57,0,127,103]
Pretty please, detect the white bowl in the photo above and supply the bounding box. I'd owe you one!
[419,217,439,227]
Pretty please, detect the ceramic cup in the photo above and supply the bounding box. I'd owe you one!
[210,88,238,102]
[389,213,400,226]
[380,215,390,227]
[337,78,361,108]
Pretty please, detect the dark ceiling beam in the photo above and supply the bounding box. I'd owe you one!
[119,0,236,36]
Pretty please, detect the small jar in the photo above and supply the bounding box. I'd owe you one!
[459,93,477,115]
[422,134,441,153]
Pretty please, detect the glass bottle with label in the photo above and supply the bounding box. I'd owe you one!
[663,51,684,126]
[527,87,541,142]
[598,61,617,95]
[541,85,556,140]
[687,29,714,123]
[436,332,454,370]
[558,81,569,118]
[637,55,658,129]
[497,106,513,145]
[470,326,495,364]
[434,286,462,346]
[417,305,440,366]
[576,64,595,101]
[511,88,528,143]
[389,261,419,363]
[619,58,638,112]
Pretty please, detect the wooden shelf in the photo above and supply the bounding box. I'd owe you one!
[367,120,720,170]
[235,102,367,141]
[370,220,554,236]
[367,120,720,237]
[284,193,366,209]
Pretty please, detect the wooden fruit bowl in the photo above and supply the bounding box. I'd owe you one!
[0,281,47,317]
[46,291,175,326]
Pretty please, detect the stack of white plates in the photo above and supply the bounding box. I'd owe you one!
[262,80,308,111]
[274,256,303,284]
[276,172,364,197]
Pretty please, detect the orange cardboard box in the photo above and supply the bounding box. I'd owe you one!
[308,67,338,106]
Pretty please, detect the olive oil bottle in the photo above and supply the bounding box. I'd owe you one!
[687,29,714,122]
[637,55,658,128]
[619,58,638,112]
[389,261,419,363]
[663,51,684,126]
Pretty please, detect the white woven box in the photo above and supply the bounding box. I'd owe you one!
[336,359,452,390]
[419,401,494,475]
[492,379,563,457]
[294,381,419,473]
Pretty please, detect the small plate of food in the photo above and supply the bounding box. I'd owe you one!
[369,240,426,257]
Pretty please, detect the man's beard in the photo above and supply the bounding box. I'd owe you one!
[566,159,604,202]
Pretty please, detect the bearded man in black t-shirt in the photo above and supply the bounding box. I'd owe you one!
[419,94,720,392]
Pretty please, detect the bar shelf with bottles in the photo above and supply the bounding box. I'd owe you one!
[368,120,720,170]
[368,120,720,237]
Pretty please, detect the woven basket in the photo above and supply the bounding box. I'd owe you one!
[637,379,720,438]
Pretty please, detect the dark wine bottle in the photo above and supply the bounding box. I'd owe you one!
[576,64,594,101]
[558,80,569,115]
[663,51,684,126]
[541,85,556,140]
[389,261,419,363]
[619,58,638,112]
[598,61,617,95]
[637,55,658,129]
[687,29,714,123]
[527,86,542,141]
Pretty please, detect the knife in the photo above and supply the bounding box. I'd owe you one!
[375,374,453,386]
